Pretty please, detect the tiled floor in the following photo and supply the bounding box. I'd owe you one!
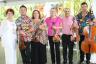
[0,43,83,64]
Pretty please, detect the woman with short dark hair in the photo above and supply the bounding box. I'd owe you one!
[0,8,17,64]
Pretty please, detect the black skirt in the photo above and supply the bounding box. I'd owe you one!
[31,41,47,64]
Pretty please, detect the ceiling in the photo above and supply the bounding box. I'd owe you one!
[0,0,60,6]
[0,0,59,2]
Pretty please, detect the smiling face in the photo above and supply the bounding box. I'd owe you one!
[6,9,14,19]
[20,7,27,16]
[7,11,14,19]
[64,8,70,16]
[33,10,40,19]
[50,8,57,17]
[81,3,88,12]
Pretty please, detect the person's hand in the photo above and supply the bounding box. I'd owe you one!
[52,26,57,30]
[28,28,34,32]
[19,31,26,36]
[39,24,47,30]
[88,21,93,26]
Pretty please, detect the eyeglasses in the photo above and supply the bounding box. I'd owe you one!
[65,11,70,12]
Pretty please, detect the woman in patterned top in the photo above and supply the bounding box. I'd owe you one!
[31,10,47,64]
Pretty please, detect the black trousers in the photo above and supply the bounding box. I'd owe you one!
[79,35,90,63]
[19,41,31,64]
[61,34,74,64]
[19,48,26,64]
[48,36,60,64]
[31,41,47,64]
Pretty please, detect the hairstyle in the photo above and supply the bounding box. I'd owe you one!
[32,10,41,19]
[20,5,27,10]
[81,2,88,6]
[5,8,14,15]
[64,8,70,12]
[50,7,58,12]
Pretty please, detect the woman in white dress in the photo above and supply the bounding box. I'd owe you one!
[0,9,17,64]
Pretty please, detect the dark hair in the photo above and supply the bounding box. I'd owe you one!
[81,2,88,6]
[20,5,27,10]
[32,10,41,19]
[6,8,14,15]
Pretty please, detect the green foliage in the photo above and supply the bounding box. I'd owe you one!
[0,0,93,21]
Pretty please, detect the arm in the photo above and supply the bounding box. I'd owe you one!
[16,18,26,36]
[90,13,95,21]
[28,20,34,32]
[75,13,81,25]
[0,21,6,37]
[39,21,48,31]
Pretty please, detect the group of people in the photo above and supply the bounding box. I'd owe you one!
[0,2,96,64]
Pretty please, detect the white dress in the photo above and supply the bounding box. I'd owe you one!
[84,26,96,63]
[0,20,17,64]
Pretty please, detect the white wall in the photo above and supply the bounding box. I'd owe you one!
[92,0,96,18]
